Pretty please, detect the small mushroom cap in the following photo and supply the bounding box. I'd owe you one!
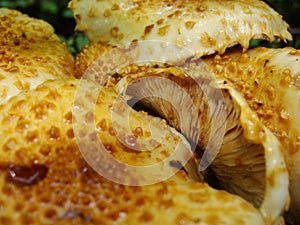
[0,78,266,225]
[69,0,292,58]
[203,47,300,224]
[0,8,75,104]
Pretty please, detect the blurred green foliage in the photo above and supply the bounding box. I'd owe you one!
[0,0,299,54]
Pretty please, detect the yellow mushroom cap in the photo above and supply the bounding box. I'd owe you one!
[0,8,75,104]
[69,0,292,58]
[74,42,290,225]
[0,78,266,225]
[203,47,300,224]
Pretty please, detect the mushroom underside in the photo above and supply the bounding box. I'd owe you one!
[84,57,288,225]
[203,47,300,224]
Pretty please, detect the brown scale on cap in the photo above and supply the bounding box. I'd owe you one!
[69,0,292,58]
[74,41,290,225]
[0,78,268,225]
[0,8,75,104]
[0,2,295,224]
[203,47,300,224]
[75,42,115,78]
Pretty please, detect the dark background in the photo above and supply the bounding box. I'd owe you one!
[0,0,299,53]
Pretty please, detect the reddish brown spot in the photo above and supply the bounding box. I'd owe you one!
[104,144,115,154]
[40,145,51,156]
[144,24,154,35]
[111,4,119,10]
[156,19,164,25]
[45,209,57,219]
[47,126,60,140]
[16,117,30,131]
[0,216,12,225]
[97,119,107,131]
[67,129,74,139]
[140,211,153,222]
[63,112,72,124]
[196,6,206,12]
[26,131,38,143]
[31,101,55,120]
[133,127,143,136]
[135,197,145,206]
[185,21,196,29]
[110,27,119,38]
[109,126,116,136]
[75,14,81,21]
[6,164,48,186]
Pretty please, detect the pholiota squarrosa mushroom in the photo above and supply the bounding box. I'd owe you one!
[0,77,271,225]
[74,41,289,225]
[0,1,293,224]
[69,0,298,223]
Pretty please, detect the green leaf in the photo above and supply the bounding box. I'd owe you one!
[62,9,74,19]
[0,0,15,8]
[16,0,34,8]
[40,1,58,14]
[75,33,90,51]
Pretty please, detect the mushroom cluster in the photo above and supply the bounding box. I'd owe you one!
[0,1,299,225]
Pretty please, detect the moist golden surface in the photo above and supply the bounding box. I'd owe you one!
[0,3,294,225]
[203,47,300,223]
[0,78,266,225]
[69,0,292,58]
[74,42,290,225]
[0,8,75,104]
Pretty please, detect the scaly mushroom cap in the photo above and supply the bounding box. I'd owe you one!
[203,47,300,224]
[0,8,75,104]
[74,42,289,225]
[75,42,114,78]
[0,78,266,225]
[114,67,289,225]
[69,0,292,58]
[0,78,196,185]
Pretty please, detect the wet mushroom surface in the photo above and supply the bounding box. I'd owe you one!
[0,8,75,105]
[0,78,269,225]
[70,0,299,223]
[74,41,289,225]
[69,0,292,57]
[202,47,300,224]
[0,0,299,225]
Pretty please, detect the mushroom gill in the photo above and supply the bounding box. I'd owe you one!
[74,42,289,225]
[69,0,292,58]
[203,47,300,224]
[0,8,75,104]
[0,78,267,225]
